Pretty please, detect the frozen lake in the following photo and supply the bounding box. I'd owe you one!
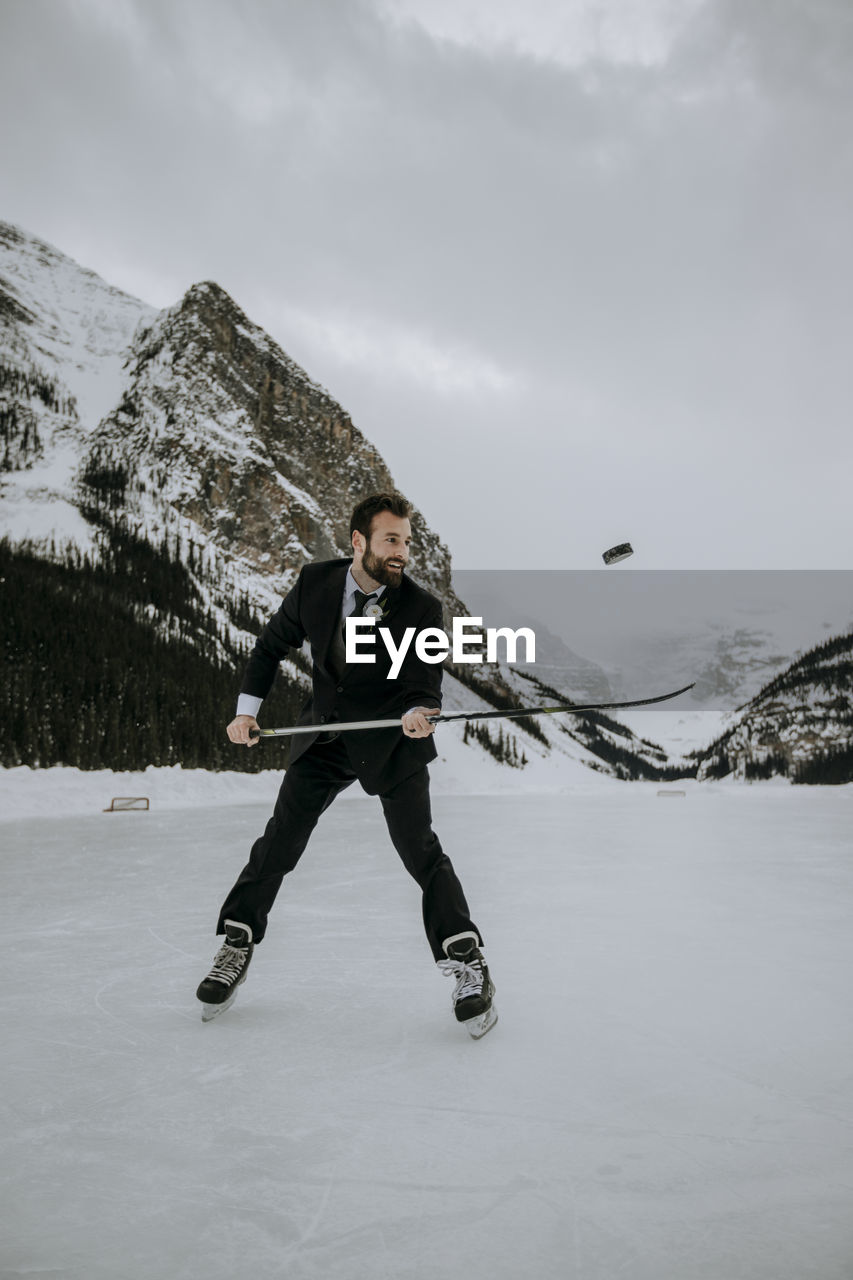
[3,783,853,1279]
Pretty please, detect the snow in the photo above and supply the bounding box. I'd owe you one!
[453,569,853,714]
[3,774,853,1279]
[610,708,729,756]
[1,223,155,556]
[0,721,616,826]
[0,481,98,555]
[0,221,154,428]
[266,468,325,515]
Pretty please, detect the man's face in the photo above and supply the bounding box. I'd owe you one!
[356,511,411,588]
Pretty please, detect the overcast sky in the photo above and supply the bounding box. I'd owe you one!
[1,0,851,569]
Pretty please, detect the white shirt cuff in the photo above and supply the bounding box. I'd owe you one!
[236,693,263,719]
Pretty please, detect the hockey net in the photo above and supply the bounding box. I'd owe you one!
[104,796,150,812]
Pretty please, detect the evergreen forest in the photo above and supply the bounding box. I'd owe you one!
[1,528,305,772]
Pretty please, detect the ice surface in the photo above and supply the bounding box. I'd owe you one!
[3,783,853,1279]
[608,708,729,755]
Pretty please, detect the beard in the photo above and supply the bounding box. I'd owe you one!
[361,545,405,589]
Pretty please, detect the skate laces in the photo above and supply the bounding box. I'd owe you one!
[438,955,484,1002]
[206,941,248,987]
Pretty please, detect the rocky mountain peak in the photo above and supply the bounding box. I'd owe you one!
[80,273,455,596]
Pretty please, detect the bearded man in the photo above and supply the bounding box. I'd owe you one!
[196,492,496,1038]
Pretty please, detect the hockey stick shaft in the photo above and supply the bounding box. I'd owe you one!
[249,682,695,739]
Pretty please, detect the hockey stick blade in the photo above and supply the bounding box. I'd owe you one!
[250,682,695,739]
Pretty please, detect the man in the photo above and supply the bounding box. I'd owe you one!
[196,492,497,1037]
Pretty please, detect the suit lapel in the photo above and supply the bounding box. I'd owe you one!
[377,583,400,625]
[314,566,407,676]
[315,562,351,674]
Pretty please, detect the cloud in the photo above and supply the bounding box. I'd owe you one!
[376,0,707,69]
[261,300,521,396]
[1,0,851,567]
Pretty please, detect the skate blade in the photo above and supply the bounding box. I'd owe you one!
[463,1004,498,1039]
[200,989,239,1022]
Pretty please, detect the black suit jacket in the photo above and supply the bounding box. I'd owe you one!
[241,559,445,793]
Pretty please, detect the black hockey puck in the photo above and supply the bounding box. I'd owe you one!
[602,542,633,565]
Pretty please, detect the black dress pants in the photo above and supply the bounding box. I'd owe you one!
[216,737,480,962]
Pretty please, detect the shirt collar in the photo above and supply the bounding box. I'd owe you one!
[343,567,385,611]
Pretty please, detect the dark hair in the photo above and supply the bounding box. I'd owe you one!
[349,492,412,541]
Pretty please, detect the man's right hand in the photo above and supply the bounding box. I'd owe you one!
[227,714,260,747]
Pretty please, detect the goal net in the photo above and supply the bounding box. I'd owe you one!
[103,796,150,812]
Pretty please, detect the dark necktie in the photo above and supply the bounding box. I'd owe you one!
[343,589,373,636]
[330,589,377,677]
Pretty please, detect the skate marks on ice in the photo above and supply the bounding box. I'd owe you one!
[3,791,853,1279]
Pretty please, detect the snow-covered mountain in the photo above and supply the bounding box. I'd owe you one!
[3,220,689,781]
[692,630,853,782]
[454,568,853,716]
[591,621,801,711]
[4,222,850,783]
[0,221,154,428]
[0,223,453,612]
[590,610,853,713]
[1,222,154,549]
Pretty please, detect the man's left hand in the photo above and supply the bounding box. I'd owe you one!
[402,707,441,738]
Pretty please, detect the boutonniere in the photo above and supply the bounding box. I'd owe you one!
[363,599,390,621]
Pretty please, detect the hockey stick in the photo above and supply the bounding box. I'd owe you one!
[249,682,696,739]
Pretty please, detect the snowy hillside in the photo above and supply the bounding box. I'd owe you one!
[693,630,853,782]
[0,221,154,546]
[0,221,153,425]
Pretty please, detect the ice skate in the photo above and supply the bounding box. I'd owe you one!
[438,932,498,1039]
[196,921,254,1021]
